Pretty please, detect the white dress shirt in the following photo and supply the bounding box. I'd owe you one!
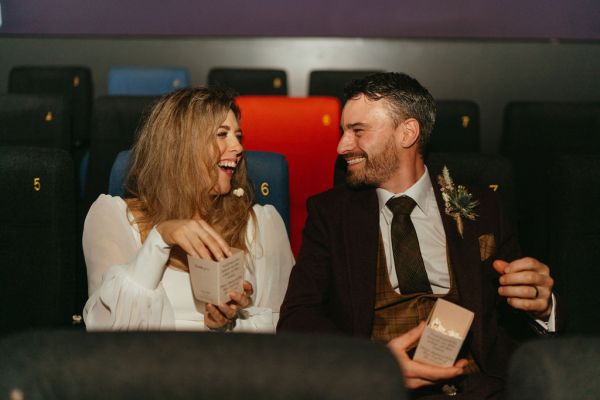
[376,167,555,331]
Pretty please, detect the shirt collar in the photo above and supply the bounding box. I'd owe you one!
[376,167,432,216]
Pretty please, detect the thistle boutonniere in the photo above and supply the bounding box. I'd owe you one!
[437,166,479,238]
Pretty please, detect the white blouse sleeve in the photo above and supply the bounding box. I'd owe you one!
[235,204,294,331]
[82,195,175,330]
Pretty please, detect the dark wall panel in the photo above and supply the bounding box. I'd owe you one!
[0,0,599,40]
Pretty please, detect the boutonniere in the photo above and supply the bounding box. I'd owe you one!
[437,166,479,238]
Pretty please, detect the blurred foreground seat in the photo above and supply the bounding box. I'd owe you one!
[0,330,406,400]
[507,337,600,400]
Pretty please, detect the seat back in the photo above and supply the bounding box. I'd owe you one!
[0,147,77,336]
[429,100,480,152]
[0,330,407,400]
[108,67,189,95]
[507,337,600,400]
[426,152,516,221]
[83,95,158,211]
[8,66,93,149]
[308,70,383,105]
[501,101,600,260]
[547,154,600,335]
[108,150,290,231]
[208,68,288,95]
[236,96,341,254]
[0,94,71,150]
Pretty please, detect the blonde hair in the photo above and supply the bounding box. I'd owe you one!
[125,86,255,252]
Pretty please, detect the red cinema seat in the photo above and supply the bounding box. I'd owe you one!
[236,96,341,255]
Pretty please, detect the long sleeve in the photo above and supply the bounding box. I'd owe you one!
[236,205,294,331]
[82,195,175,330]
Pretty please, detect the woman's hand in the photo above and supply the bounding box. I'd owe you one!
[157,219,232,261]
[204,281,254,331]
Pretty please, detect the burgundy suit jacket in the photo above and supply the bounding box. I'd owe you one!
[278,171,558,380]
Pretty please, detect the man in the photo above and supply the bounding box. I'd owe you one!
[277,72,560,398]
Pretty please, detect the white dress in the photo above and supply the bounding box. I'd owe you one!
[82,194,294,332]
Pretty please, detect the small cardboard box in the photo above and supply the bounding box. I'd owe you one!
[187,248,244,305]
[413,298,474,367]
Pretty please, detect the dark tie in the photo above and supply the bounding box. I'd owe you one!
[386,196,432,294]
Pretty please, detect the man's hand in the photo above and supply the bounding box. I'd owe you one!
[387,322,468,390]
[493,257,554,320]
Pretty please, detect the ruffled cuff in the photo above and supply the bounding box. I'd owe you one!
[84,265,175,330]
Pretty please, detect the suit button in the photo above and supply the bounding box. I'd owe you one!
[442,384,458,396]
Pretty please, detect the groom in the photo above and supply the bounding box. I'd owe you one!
[277,72,560,398]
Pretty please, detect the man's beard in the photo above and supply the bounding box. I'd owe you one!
[345,136,400,188]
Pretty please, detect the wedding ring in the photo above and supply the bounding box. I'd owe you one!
[533,286,539,299]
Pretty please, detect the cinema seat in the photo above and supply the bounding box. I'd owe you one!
[501,101,600,261]
[82,95,158,212]
[108,150,291,232]
[0,147,77,336]
[0,330,407,400]
[108,67,189,95]
[308,70,383,105]
[235,96,341,254]
[547,154,600,335]
[507,337,600,400]
[426,152,516,220]
[0,94,71,150]
[208,68,288,95]
[8,66,93,150]
[429,100,481,152]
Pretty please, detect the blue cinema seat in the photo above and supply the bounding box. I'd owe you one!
[108,150,290,232]
[107,67,190,95]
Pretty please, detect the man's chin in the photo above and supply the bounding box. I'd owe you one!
[345,173,376,189]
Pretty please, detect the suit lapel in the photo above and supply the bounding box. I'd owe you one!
[429,170,484,325]
[342,188,380,336]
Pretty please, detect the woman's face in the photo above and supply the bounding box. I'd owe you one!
[215,110,243,194]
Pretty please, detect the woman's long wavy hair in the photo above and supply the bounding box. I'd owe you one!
[124,86,255,252]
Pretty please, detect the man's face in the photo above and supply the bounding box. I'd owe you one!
[338,94,401,188]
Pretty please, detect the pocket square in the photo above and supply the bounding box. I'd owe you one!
[478,233,496,261]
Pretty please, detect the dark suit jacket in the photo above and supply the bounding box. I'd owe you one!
[278,171,560,382]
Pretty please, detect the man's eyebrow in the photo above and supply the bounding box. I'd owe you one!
[343,122,368,130]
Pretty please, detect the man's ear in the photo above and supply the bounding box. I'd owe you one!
[398,118,421,149]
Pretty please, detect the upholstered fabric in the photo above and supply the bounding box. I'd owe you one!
[0,330,407,400]
[208,68,288,95]
[0,147,77,335]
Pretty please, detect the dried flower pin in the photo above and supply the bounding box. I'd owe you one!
[232,188,245,197]
[437,166,479,238]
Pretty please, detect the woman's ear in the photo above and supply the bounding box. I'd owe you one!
[398,118,421,149]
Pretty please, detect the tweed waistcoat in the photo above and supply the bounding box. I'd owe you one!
[371,233,480,373]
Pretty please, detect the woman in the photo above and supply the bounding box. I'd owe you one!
[83,86,294,332]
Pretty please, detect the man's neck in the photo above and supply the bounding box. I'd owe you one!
[379,156,426,194]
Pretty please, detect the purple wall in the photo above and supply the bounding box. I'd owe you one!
[1,0,599,40]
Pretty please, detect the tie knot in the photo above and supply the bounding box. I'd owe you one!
[386,196,417,216]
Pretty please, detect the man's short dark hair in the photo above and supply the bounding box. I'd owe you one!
[344,72,436,154]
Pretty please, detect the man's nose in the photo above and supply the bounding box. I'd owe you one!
[337,131,354,155]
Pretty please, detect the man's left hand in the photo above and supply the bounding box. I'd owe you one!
[493,258,553,320]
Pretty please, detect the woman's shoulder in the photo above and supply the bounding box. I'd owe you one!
[251,204,285,226]
[87,194,128,221]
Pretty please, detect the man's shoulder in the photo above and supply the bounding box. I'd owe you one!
[308,184,376,206]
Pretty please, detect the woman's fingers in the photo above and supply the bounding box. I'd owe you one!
[196,219,232,258]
